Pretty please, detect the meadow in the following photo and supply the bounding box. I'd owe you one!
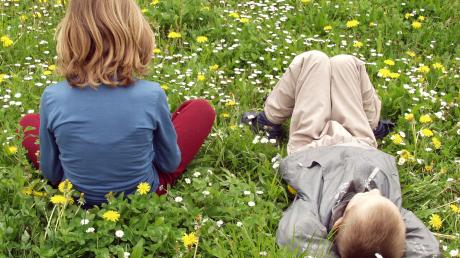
[0,0,459,257]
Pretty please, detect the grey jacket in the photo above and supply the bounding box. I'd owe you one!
[276,145,441,257]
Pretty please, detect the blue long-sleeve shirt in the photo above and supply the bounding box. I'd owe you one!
[39,80,181,205]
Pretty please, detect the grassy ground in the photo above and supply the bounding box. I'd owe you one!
[0,0,459,257]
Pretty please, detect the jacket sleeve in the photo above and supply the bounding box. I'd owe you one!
[401,208,441,257]
[39,91,63,185]
[277,197,339,257]
[152,90,181,173]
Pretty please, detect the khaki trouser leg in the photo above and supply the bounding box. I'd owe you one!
[264,50,331,154]
[330,55,381,148]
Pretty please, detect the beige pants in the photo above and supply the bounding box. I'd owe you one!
[264,50,381,154]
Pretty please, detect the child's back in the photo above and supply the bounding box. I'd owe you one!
[40,80,180,205]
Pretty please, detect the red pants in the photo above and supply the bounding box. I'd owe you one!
[19,99,216,195]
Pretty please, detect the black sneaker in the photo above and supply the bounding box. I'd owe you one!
[241,111,284,142]
[373,120,395,139]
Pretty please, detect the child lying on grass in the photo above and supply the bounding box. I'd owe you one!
[19,0,215,207]
[243,50,440,257]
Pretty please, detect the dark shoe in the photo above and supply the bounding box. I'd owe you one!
[373,119,395,139]
[241,111,283,142]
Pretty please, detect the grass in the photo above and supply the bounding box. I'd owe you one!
[0,0,459,257]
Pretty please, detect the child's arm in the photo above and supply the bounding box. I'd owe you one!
[39,92,63,185]
[401,208,442,257]
[152,90,181,173]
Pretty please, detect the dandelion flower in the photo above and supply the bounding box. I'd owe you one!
[418,65,430,74]
[50,195,69,205]
[420,128,434,137]
[378,68,391,78]
[153,48,161,54]
[58,179,73,193]
[197,74,206,81]
[390,134,404,145]
[450,204,459,213]
[406,50,416,57]
[240,18,250,24]
[419,114,432,123]
[429,214,442,230]
[418,15,425,21]
[389,72,400,79]
[384,59,395,66]
[404,113,414,121]
[137,182,151,195]
[160,84,168,90]
[301,0,311,3]
[346,19,360,28]
[353,41,363,48]
[404,13,411,19]
[48,65,56,71]
[411,21,422,29]
[432,62,445,71]
[209,64,219,71]
[228,12,239,18]
[323,25,332,32]
[151,0,159,6]
[167,31,182,39]
[431,137,441,149]
[102,210,120,222]
[182,232,198,248]
[196,36,208,43]
[22,187,33,195]
[1,36,13,48]
[5,146,18,155]
[225,100,236,107]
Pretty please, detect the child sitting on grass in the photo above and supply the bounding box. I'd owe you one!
[19,0,215,207]
[243,50,440,257]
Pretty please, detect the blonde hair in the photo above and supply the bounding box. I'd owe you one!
[335,201,406,258]
[55,0,155,88]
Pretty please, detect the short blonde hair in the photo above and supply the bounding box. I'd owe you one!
[335,201,406,258]
[55,0,155,88]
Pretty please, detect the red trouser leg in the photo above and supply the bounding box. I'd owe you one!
[19,114,40,169]
[156,99,216,195]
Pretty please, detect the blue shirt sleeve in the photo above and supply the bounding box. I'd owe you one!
[152,90,181,173]
[39,91,63,184]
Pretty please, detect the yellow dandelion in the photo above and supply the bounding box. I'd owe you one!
[137,182,151,195]
[167,31,182,39]
[346,19,360,28]
[5,146,18,155]
[429,214,442,230]
[58,179,73,193]
[418,15,425,21]
[390,134,404,145]
[450,204,459,213]
[160,84,169,90]
[20,15,28,22]
[389,72,400,79]
[431,137,441,149]
[384,59,395,66]
[141,8,148,13]
[1,36,13,48]
[419,114,432,123]
[240,18,250,24]
[209,64,219,71]
[182,232,199,248]
[323,25,332,32]
[197,74,206,81]
[225,100,236,107]
[353,41,363,48]
[287,185,297,195]
[406,50,416,57]
[43,70,52,76]
[420,128,433,137]
[432,62,445,71]
[22,187,33,196]
[404,113,414,121]
[153,48,161,54]
[50,194,73,205]
[229,124,237,130]
[196,36,208,43]
[221,113,230,118]
[378,68,391,78]
[404,13,411,19]
[32,191,47,197]
[228,12,239,19]
[418,65,430,74]
[151,0,159,6]
[399,150,414,161]
[48,65,56,71]
[411,21,422,29]
[0,74,6,83]
[102,210,120,222]
[301,0,311,3]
